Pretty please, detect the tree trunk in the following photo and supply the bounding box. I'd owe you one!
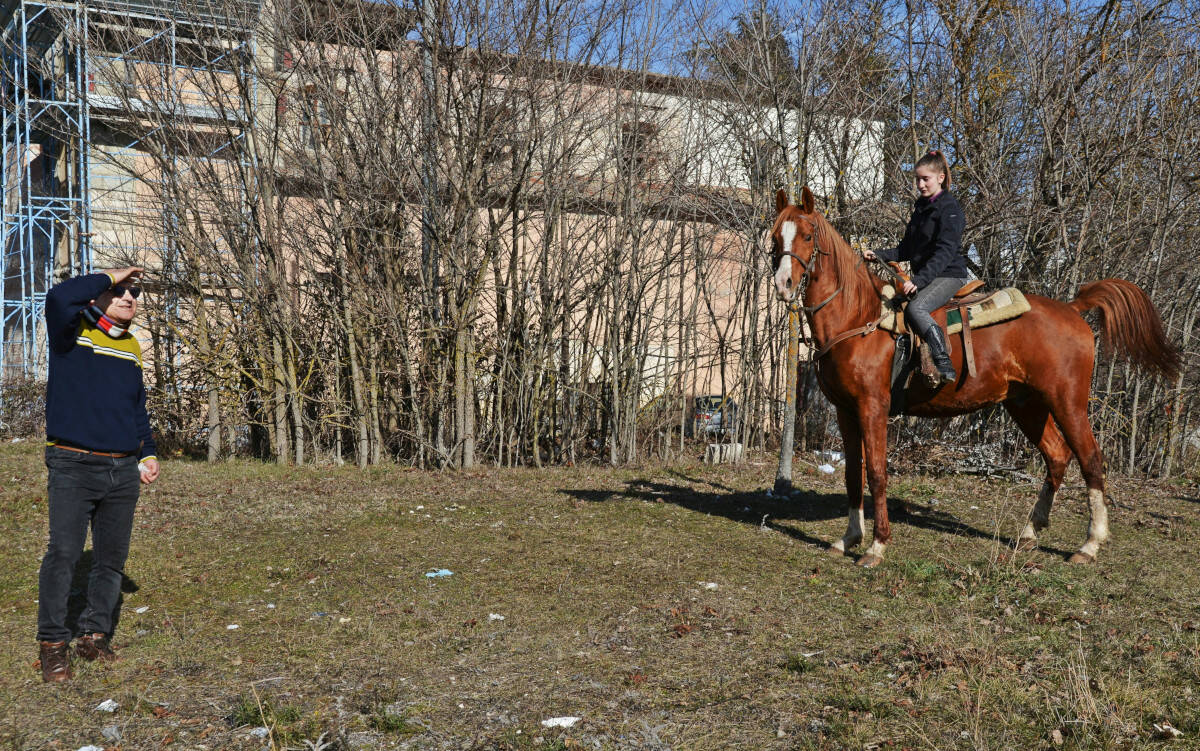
[272,336,290,464]
[207,387,221,462]
[775,306,800,492]
[287,350,304,466]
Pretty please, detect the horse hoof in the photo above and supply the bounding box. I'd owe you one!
[1015,537,1038,553]
[856,554,883,568]
[827,545,848,558]
[1068,551,1095,565]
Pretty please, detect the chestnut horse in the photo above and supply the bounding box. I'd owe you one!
[770,187,1181,567]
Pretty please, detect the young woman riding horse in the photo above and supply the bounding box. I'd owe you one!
[771,186,1180,567]
[863,150,969,385]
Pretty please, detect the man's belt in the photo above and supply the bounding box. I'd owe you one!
[52,443,133,458]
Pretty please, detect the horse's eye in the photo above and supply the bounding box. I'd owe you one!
[803,235,812,242]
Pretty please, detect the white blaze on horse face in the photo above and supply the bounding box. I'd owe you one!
[774,221,797,299]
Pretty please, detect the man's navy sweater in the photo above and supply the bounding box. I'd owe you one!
[44,273,156,460]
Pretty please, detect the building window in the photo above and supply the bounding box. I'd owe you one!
[619,121,659,181]
[749,139,782,191]
[298,85,331,150]
[480,87,528,166]
[482,105,517,164]
[275,48,295,71]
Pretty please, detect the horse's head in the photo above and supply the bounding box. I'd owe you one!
[770,187,819,302]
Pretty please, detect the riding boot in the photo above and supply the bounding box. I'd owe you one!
[923,326,957,385]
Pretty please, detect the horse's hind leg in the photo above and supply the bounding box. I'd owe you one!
[1004,399,1071,552]
[829,407,865,556]
[1046,391,1109,564]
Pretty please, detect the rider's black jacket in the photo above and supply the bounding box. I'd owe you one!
[877,190,970,289]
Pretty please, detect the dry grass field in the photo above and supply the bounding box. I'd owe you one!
[1,442,1197,750]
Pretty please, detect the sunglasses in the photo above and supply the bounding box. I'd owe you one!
[112,284,142,299]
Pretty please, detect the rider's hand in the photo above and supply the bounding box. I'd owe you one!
[863,249,877,261]
[902,280,918,296]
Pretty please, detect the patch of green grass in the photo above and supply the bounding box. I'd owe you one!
[899,557,943,581]
[229,695,266,727]
[902,480,939,502]
[782,653,816,674]
[367,706,423,735]
[272,703,304,724]
[228,696,322,747]
[824,690,893,717]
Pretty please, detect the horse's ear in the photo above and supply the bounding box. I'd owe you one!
[775,189,789,214]
[800,186,815,214]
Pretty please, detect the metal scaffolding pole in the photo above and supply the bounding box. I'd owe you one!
[1,0,90,377]
[1,0,258,378]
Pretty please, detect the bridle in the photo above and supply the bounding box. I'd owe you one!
[773,215,854,316]
[773,211,878,360]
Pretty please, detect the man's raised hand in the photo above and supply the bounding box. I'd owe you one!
[98,266,144,286]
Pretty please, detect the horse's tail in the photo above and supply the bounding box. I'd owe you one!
[1069,278,1181,380]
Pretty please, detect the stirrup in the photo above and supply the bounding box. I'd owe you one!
[930,364,957,385]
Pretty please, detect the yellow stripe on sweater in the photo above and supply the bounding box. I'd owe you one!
[76,324,143,368]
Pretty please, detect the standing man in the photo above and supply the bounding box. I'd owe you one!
[36,266,160,683]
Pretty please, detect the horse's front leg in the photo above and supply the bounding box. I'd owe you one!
[857,403,891,568]
[830,407,865,556]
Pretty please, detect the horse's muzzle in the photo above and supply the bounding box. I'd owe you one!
[774,277,796,301]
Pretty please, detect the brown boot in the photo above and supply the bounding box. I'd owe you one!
[75,632,119,663]
[38,641,72,683]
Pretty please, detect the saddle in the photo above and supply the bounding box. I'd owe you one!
[880,280,1031,403]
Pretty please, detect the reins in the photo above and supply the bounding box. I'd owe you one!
[811,318,881,360]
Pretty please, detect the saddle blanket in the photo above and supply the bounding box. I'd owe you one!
[879,285,1030,334]
[944,288,1030,334]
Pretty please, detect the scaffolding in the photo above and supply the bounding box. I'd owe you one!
[1,1,90,377]
[1,0,257,378]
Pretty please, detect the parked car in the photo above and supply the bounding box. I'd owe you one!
[688,394,739,438]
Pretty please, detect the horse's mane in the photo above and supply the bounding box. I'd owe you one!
[814,212,878,319]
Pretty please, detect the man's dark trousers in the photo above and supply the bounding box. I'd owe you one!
[37,446,140,643]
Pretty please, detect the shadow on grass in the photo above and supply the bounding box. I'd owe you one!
[560,470,839,550]
[65,550,140,637]
[559,468,1075,560]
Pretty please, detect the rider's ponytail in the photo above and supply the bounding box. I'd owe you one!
[916,149,951,189]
